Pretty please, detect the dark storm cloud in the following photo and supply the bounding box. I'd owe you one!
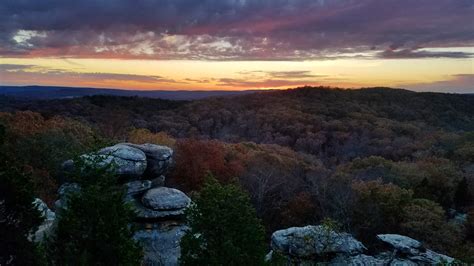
[1,0,473,60]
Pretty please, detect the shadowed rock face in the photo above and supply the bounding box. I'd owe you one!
[133,223,188,266]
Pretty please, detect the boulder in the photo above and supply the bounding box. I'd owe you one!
[124,180,152,197]
[32,198,55,242]
[376,234,422,255]
[94,144,147,178]
[271,225,366,259]
[151,175,166,188]
[133,198,188,219]
[330,254,385,265]
[63,144,147,178]
[376,234,454,264]
[133,224,188,266]
[123,143,173,177]
[55,182,81,210]
[142,187,190,211]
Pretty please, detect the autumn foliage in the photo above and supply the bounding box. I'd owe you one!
[171,139,245,191]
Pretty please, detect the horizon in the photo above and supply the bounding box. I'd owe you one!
[0,1,473,93]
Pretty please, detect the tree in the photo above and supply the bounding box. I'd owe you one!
[0,123,44,265]
[351,180,413,243]
[401,199,462,253]
[127,128,176,148]
[180,176,266,265]
[46,159,141,265]
[454,176,470,210]
[172,139,243,191]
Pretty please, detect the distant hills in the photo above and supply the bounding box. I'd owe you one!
[0,85,259,100]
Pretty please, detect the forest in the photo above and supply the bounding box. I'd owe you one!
[1,86,474,263]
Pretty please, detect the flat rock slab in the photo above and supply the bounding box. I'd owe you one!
[132,198,187,219]
[123,143,173,177]
[376,234,422,255]
[142,187,190,211]
[99,144,147,161]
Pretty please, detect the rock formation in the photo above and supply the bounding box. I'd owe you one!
[33,142,458,265]
[271,225,366,259]
[268,226,455,265]
[31,198,55,242]
[41,143,187,266]
[61,143,172,179]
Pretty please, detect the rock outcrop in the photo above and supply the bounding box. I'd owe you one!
[123,143,173,178]
[62,144,148,178]
[376,234,454,264]
[142,187,191,211]
[55,143,189,265]
[31,198,56,242]
[271,225,365,259]
[268,226,455,265]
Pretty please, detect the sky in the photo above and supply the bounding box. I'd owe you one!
[0,0,473,92]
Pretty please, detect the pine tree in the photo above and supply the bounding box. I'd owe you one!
[46,158,142,265]
[0,123,44,265]
[454,176,470,210]
[180,176,266,266]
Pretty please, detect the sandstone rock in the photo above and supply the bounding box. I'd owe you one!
[32,198,55,242]
[123,143,173,178]
[410,249,455,264]
[64,144,147,178]
[95,144,147,177]
[151,175,166,188]
[125,180,152,196]
[271,225,366,259]
[376,234,454,264]
[330,254,385,265]
[142,187,190,211]
[376,234,422,255]
[34,198,55,220]
[133,224,188,266]
[133,198,188,219]
[55,182,81,210]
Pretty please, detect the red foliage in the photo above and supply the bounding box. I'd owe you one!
[171,139,245,191]
[280,192,317,227]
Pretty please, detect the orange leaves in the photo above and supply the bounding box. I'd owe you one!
[0,111,45,136]
[171,139,245,191]
[127,128,176,147]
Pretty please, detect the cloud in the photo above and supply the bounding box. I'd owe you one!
[403,74,474,93]
[0,63,181,87]
[379,48,473,59]
[0,0,472,60]
[217,78,320,88]
[239,70,325,79]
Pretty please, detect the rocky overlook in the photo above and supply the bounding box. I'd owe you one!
[37,143,188,265]
[34,143,457,265]
[268,225,454,265]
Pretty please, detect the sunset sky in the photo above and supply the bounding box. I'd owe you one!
[0,0,473,92]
